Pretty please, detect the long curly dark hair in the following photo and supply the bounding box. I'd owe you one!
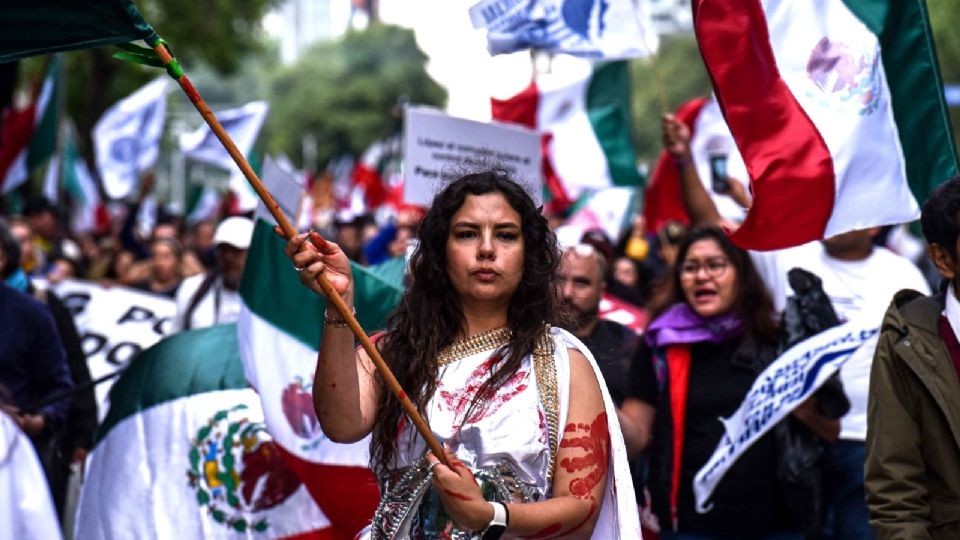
[647,226,779,343]
[371,170,562,476]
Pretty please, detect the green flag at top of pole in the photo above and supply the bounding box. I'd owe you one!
[0,0,155,63]
[0,0,455,469]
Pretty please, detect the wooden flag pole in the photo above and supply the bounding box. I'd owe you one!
[152,42,451,468]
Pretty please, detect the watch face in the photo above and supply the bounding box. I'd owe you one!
[481,524,506,540]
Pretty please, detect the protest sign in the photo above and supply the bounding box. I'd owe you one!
[53,279,176,420]
[403,106,541,206]
[693,319,879,512]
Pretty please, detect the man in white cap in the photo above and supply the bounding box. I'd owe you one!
[173,216,254,331]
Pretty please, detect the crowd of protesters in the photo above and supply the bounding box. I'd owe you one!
[0,123,956,539]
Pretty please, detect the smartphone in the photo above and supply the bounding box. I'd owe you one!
[709,153,730,194]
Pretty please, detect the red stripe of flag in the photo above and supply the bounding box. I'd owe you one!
[491,82,537,130]
[0,104,35,186]
[694,0,835,250]
[274,443,380,540]
[281,527,339,540]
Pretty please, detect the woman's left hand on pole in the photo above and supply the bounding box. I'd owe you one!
[427,451,493,531]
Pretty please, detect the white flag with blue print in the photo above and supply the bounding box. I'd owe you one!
[93,78,168,200]
[693,319,879,513]
[179,101,268,171]
[469,0,658,59]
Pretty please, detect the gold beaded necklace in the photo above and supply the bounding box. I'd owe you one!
[436,327,512,366]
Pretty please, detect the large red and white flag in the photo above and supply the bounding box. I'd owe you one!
[694,0,959,250]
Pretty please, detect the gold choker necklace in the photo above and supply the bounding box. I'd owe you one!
[436,327,512,366]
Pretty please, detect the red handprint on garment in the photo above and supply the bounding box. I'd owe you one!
[437,355,529,427]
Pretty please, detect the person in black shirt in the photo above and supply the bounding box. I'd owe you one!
[621,227,839,540]
[558,243,649,455]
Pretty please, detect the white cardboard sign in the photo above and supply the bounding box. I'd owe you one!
[403,106,542,206]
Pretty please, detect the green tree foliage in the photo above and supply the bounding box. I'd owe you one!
[629,35,713,165]
[267,24,447,171]
[929,0,960,155]
[60,0,281,188]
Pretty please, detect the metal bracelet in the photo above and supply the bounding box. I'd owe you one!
[324,306,355,328]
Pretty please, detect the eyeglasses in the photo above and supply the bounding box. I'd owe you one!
[679,258,731,278]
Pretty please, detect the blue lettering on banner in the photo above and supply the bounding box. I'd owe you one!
[481,0,605,56]
[692,324,878,513]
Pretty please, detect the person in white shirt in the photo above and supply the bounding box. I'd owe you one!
[173,216,253,332]
[0,408,63,540]
[662,113,930,540]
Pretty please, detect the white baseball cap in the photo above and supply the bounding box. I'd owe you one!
[213,216,254,250]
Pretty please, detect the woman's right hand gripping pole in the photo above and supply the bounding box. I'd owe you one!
[279,228,378,443]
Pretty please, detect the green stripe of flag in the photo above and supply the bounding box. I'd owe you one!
[842,0,960,204]
[586,61,644,187]
[26,59,59,170]
[239,219,405,349]
[0,0,155,63]
[94,324,246,446]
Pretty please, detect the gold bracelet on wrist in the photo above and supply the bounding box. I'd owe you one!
[324,306,356,328]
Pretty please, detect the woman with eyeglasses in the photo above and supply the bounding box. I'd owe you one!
[620,227,840,540]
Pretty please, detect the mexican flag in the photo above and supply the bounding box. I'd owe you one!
[694,0,959,250]
[238,197,405,537]
[75,324,333,539]
[0,58,59,193]
[492,59,643,211]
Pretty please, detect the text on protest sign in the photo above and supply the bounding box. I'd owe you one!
[693,320,879,512]
[54,280,176,421]
[403,106,541,206]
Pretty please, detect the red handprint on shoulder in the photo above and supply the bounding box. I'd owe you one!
[559,412,610,498]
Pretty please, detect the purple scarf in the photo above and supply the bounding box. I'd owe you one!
[644,303,743,348]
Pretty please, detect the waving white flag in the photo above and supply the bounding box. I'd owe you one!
[179,101,268,171]
[470,0,658,58]
[93,78,168,200]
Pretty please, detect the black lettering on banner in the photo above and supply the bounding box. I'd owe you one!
[117,305,155,325]
[106,342,142,366]
[153,316,172,336]
[414,165,438,178]
[80,332,108,357]
[63,292,91,318]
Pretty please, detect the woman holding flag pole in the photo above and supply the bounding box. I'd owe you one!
[283,170,640,539]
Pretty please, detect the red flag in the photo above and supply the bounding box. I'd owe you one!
[0,102,36,189]
[642,97,709,233]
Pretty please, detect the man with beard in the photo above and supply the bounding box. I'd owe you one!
[173,216,254,331]
[558,245,638,400]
